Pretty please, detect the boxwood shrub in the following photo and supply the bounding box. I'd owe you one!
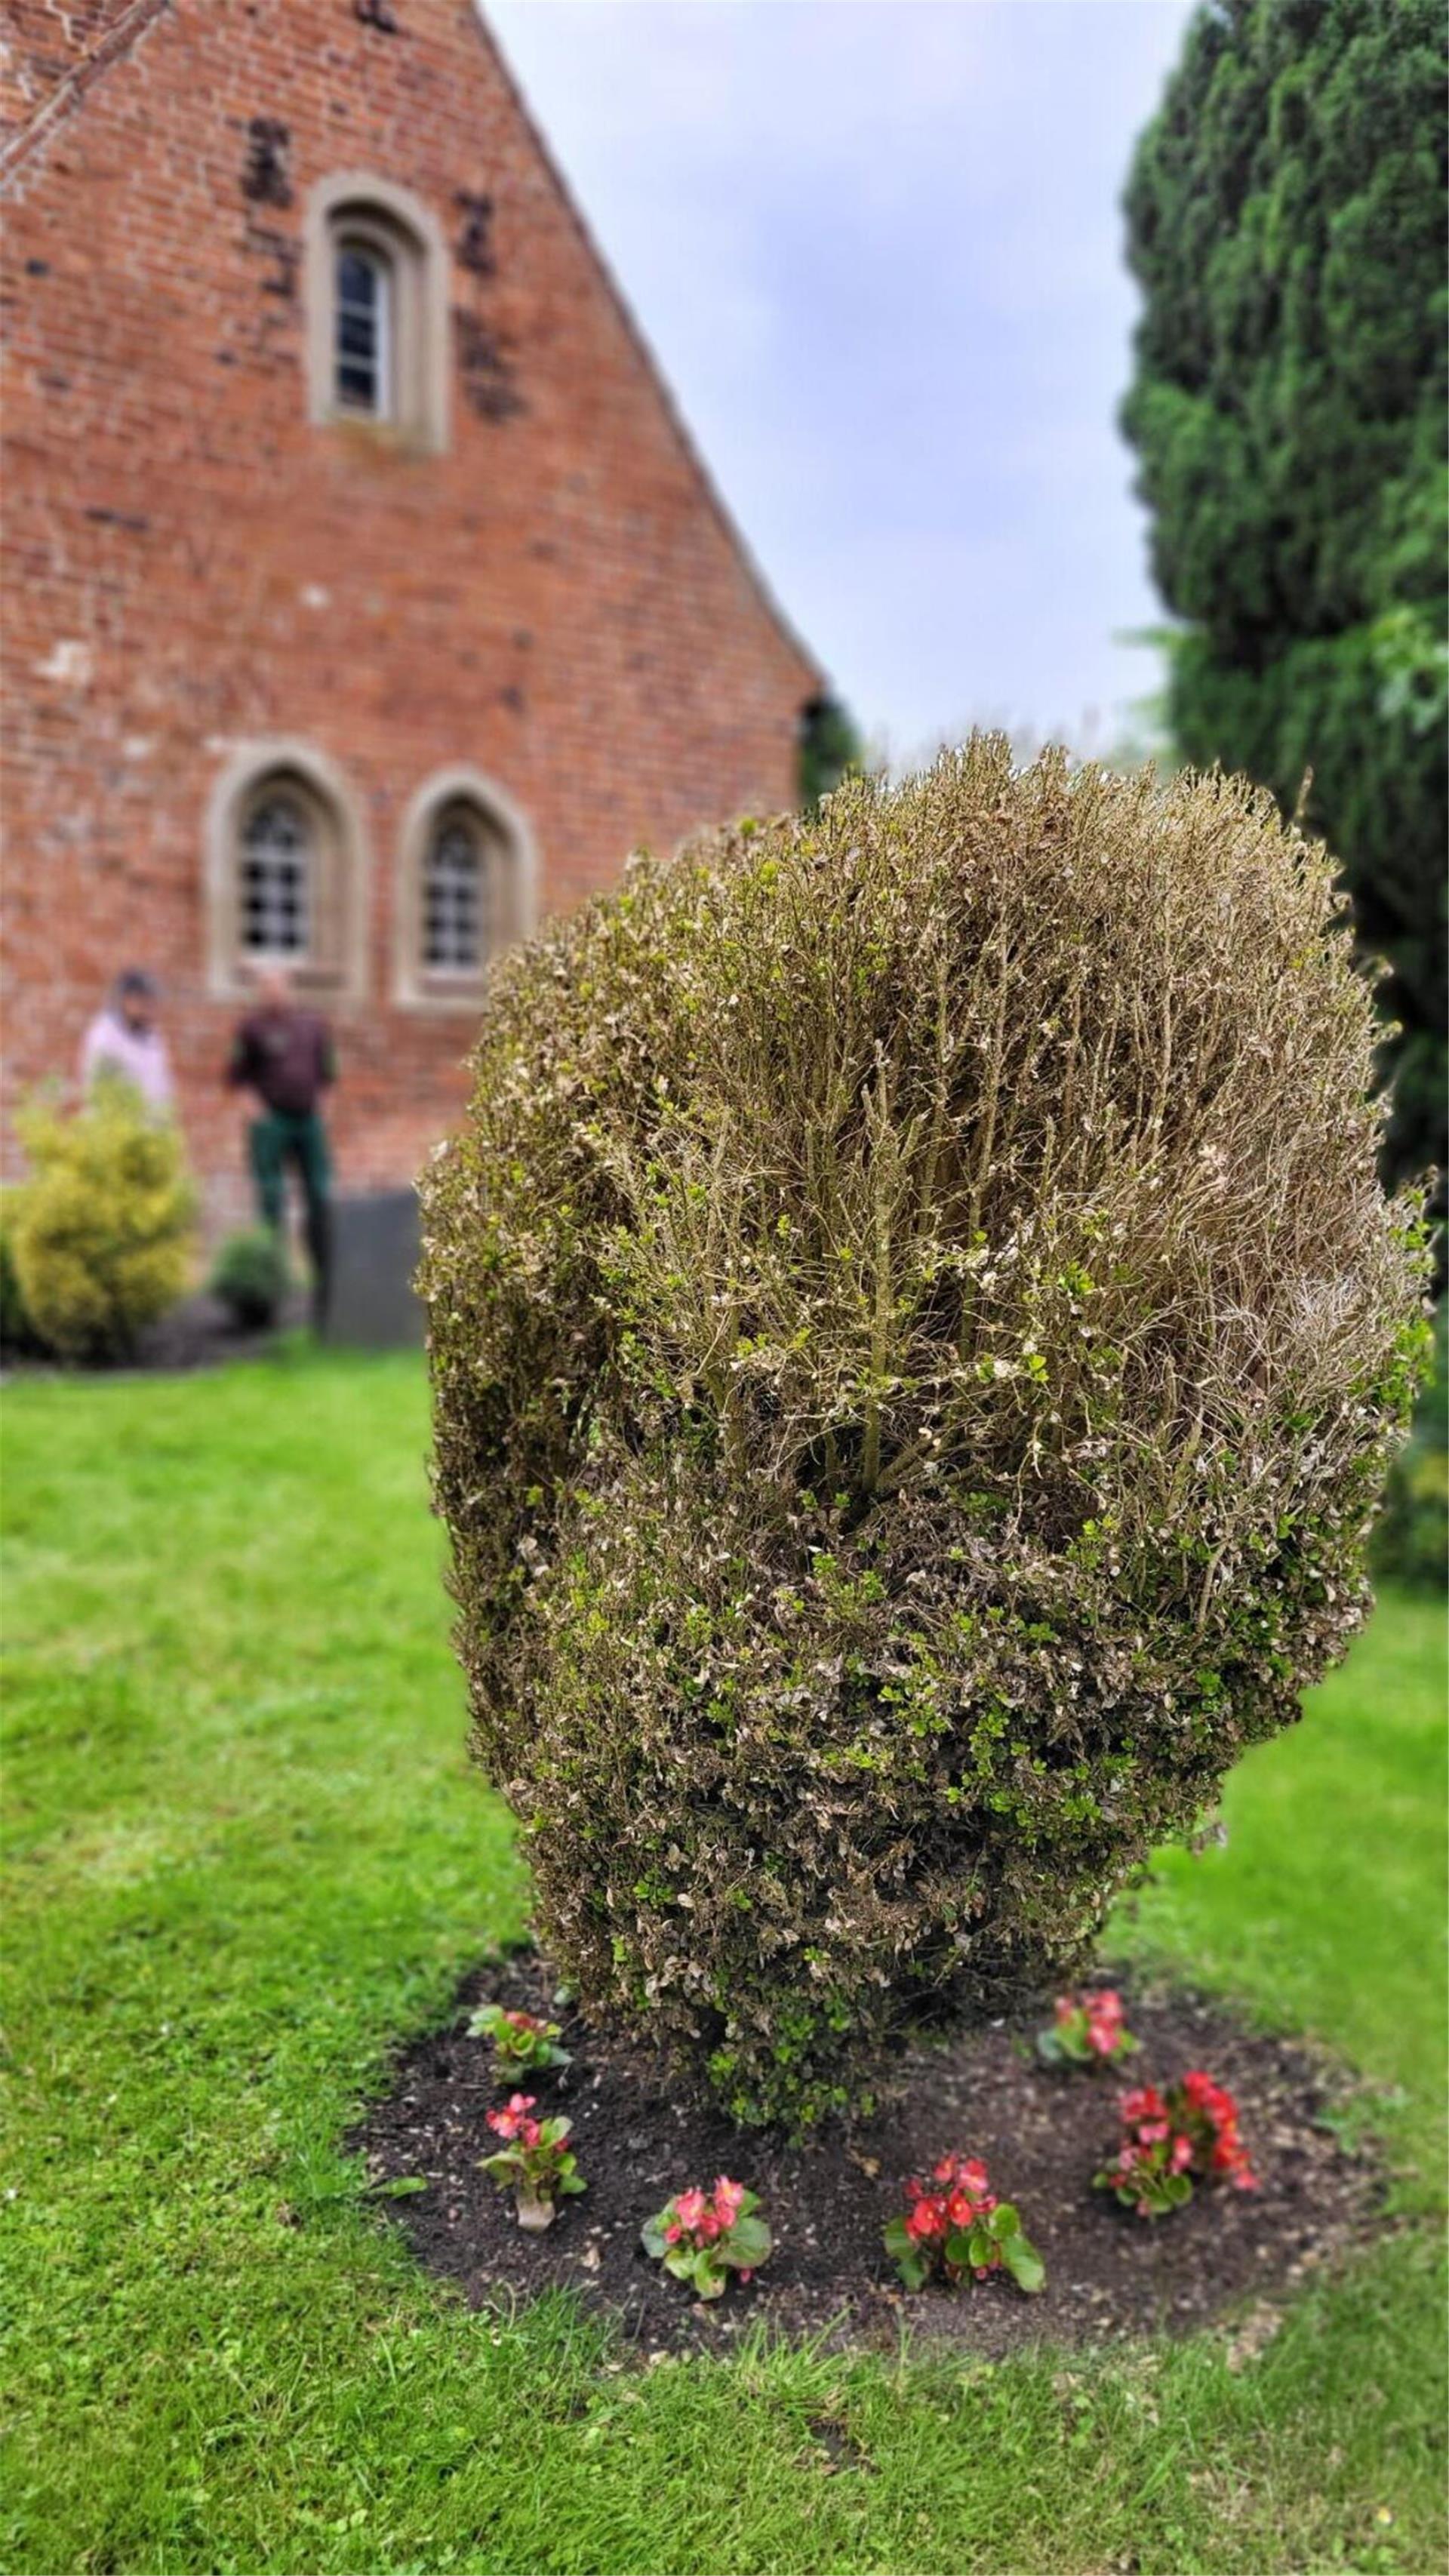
[421,741,1428,2134]
[208,1227,291,1331]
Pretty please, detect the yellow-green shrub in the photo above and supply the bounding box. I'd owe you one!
[11,1082,195,1362]
[422,740,1430,2134]
[0,1193,48,1354]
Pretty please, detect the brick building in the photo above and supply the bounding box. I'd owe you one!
[1,0,819,1221]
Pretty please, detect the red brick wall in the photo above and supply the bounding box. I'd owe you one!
[1,0,817,1226]
[1,2,143,140]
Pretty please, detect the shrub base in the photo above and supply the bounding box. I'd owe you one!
[355,1953,1380,2358]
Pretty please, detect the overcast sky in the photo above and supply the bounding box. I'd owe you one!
[488,0,1195,765]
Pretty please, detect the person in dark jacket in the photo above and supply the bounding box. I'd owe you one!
[226,965,336,1328]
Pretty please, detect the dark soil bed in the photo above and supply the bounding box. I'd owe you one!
[352,1953,1385,2358]
[1,1288,304,1377]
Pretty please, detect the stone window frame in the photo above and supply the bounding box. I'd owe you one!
[394,768,537,1014]
[304,172,450,454]
[205,741,371,1004]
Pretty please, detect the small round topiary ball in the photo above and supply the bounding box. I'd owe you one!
[421,740,1429,2135]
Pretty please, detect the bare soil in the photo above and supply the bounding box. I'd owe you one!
[352,1952,1385,2358]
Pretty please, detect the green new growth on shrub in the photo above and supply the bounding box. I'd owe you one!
[209,1226,292,1330]
[422,739,1429,2134]
[8,1079,195,1362]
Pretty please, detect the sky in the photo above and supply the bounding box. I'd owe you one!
[488,0,1196,767]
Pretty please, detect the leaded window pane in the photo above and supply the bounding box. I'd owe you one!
[337,250,377,311]
[241,796,312,956]
[334,242,389,417]
[423,816,488,971]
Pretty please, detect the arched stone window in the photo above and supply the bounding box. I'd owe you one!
[305,174,448,451]
[205,744,369,1002]
[396,770,536,1010]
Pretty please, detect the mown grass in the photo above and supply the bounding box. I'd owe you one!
[2,1353,1444,2576]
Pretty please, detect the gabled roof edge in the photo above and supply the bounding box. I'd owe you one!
[472,6,823,695]
[1,0,173,184]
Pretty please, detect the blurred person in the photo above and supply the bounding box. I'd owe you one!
[226,963,336,1330]
[79,968,174,1113]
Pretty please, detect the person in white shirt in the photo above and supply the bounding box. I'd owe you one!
[79,971,175,1115]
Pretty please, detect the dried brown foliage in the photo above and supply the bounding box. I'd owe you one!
[421,740,1428,2134]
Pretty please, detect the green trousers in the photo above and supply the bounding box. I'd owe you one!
[248,1111,332,1325]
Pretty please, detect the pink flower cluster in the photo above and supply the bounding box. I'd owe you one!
[903,2153,993,2243]
[1174,2070,1257,2187]
[479,2093,585,2228]
[1037,1987,1140,2070]
[885,2152,1046,2294]
[486,2091,542,2147]
[903,2156,997,2271]
[1118,2085,1195,2177]
[1060,1989,1129,2059]
[643,2176,771,2297]
[661,2176,748,2253]
[1098,2072,1258,2217]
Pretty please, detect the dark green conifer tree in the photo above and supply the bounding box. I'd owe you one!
[798,694,863,811]
[1123,0,1446,1208]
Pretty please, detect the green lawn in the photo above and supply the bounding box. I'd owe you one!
[2,1353,1444,2576]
